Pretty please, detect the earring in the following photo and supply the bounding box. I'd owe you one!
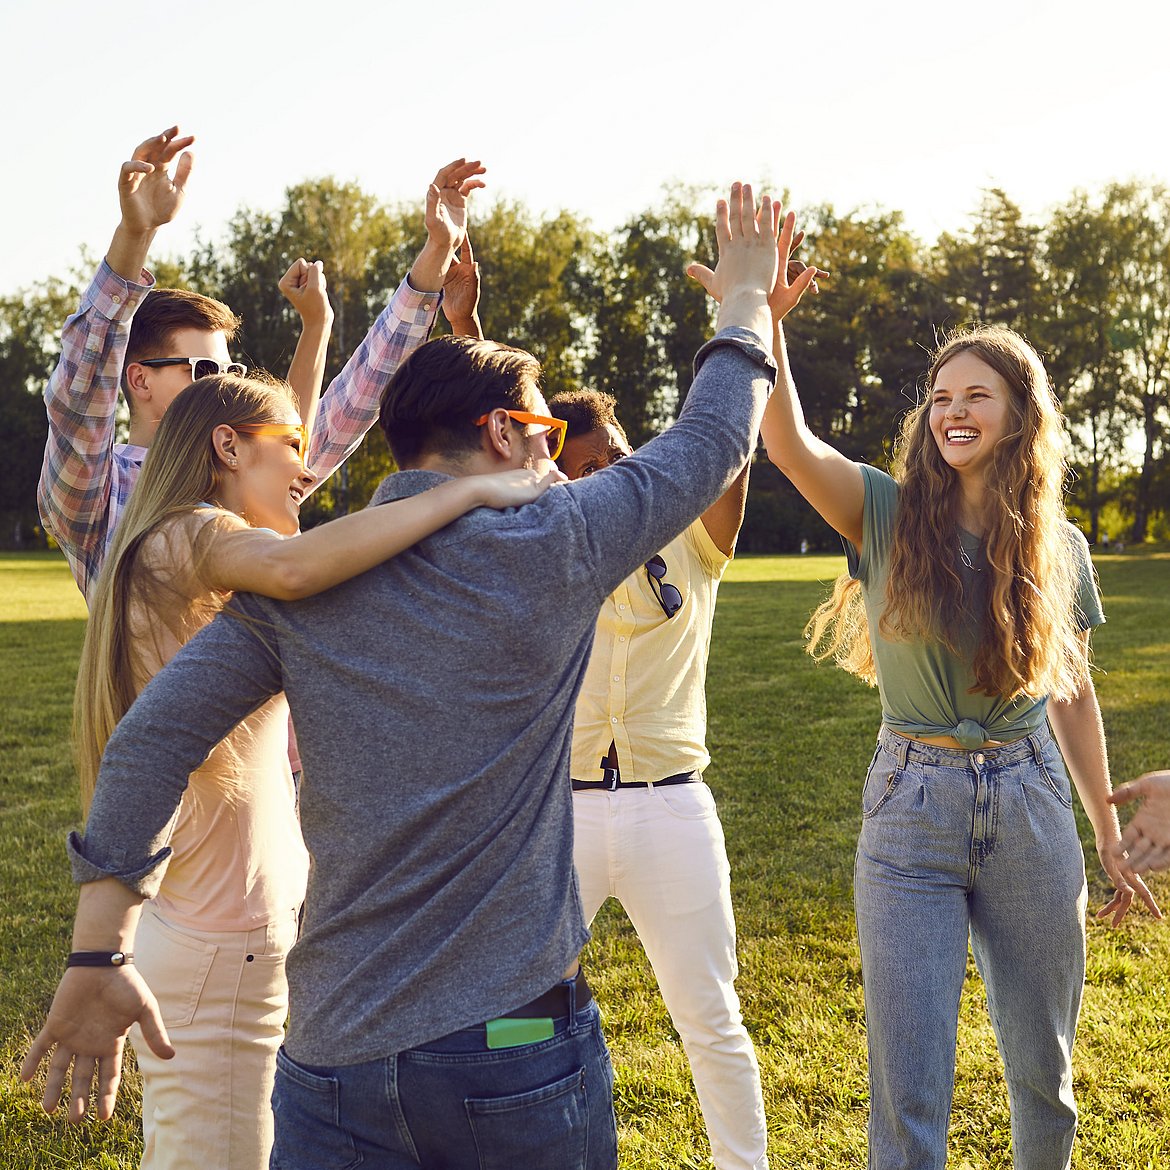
[229,458,238,468]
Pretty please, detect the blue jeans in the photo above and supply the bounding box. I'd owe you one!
[270,994,617,1170]
[854,727,1087,1170]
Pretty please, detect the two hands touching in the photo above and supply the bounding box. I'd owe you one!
[686,184,827,329]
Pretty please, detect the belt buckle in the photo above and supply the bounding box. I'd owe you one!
[602,767,620,791]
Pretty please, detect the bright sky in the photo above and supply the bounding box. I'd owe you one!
[2,0,1168,296]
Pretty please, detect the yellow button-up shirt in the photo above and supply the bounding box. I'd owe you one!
[569,517,730,783]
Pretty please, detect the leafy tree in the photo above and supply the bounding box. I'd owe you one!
[1100,181,1170,540]
[0,277,81,546]
[1037,190,1128,540]
[569,195,717,446]
[933,189,1044,335]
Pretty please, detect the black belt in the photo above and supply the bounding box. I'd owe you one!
[571,767,701,792]
[500,967,592,1019]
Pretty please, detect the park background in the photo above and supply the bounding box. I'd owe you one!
[1,0,1169,1164]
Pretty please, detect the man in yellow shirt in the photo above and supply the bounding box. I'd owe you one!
[549,388,767,1170]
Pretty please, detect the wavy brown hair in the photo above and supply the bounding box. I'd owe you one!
[74,373,295,811]
[807,325,1088,702]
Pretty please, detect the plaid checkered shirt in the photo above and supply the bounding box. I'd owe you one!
[38,259,440,600]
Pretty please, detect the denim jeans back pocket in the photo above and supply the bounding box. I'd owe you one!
[271,1048,360,1170]
[861,744,903,820]
[465,1066,588,1170]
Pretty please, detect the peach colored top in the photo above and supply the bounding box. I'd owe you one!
[124,509,309,931]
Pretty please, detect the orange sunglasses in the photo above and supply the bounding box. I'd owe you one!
[233,423,310,466]
[474,410,567,462]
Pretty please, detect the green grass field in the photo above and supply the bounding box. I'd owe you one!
[1,548,1168,1168]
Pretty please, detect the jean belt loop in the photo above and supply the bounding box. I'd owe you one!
[884,726,910,769]
[1027,731,1045,766]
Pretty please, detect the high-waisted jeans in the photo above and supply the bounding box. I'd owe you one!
[854,726,1087,1170]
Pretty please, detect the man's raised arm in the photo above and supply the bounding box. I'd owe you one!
[566,183,781,598]
[38,126,193,590]
[305,159,486,483]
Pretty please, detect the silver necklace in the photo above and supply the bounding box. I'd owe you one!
[958,540,983,572]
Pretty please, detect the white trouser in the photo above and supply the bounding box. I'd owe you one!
[131,901,298,1170]
[573,782,769,1170]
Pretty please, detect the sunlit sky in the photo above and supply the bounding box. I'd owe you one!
[2,0,1168,296]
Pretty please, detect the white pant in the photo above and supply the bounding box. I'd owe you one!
[131,902,298,1170]
[573,782,769,1170]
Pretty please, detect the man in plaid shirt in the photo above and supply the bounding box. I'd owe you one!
[38,126,486,599]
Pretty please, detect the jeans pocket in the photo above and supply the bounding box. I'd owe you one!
[1036,746,1074,809]
[861,745,902,820]
[271,1048,360,1170]
[653,781,717,821]
[134,910,217,1029]
[465,1066,588,1170]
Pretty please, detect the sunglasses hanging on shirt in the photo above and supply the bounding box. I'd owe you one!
[645,554,683,618]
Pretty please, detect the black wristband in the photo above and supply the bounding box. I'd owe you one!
[66,951,134,968]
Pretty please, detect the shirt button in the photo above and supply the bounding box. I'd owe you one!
[618,604,627,611]
[111,295,121,304]
[618,636,627,642]
[422,302,432,311]
[611,716,618,724]
[613,675,620,682]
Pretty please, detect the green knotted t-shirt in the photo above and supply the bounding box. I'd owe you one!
[845,464,1104,748]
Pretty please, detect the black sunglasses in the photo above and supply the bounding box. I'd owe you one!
[645,554,683,618]
[139,357,248,380]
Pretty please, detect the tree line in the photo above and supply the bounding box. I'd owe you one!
[2,179,1167,551]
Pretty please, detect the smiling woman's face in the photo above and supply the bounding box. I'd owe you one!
[233,408,315,534]
[928,351,1013,481]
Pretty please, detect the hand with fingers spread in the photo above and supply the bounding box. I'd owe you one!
[688,202,823,325]
[1110,770,1170,876]
[21,965,173,1121]
[442,238,482,339]
[118,126,195,237]
[683,182,781,341]
[279,258,334,329]
[410,158,487,292]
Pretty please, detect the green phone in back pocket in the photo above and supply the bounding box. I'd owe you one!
[485,1016,555,1049]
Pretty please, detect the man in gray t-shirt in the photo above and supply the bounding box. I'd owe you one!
[24,184,782,1169]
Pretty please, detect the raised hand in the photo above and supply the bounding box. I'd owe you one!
[279,258,334,328]
[426,158,487,255]
[442,238,482,338]
[782,229,830,309]
[681,183,785,341]
[687,200,822,325]
[118,126,195,236]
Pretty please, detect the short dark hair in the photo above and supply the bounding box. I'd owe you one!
[547,388,628,446]
[379,335,543,467]
[125,288,242,371]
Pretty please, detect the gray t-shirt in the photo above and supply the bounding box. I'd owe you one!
[846,464,1104,747]
[71,328,776,1066]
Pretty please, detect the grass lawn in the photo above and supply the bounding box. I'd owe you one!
[1,547,1168,1168]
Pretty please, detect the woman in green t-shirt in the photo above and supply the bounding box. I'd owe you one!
[756,292,1160,1168]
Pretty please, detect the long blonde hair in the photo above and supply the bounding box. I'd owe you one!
[74,374,296,811]
[807,325,1088,701]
